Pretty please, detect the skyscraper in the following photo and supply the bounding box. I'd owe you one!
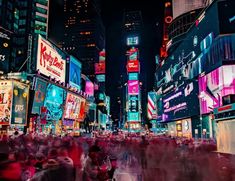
[61,0,105,77]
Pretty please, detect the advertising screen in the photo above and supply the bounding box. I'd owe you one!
[32,78,47,114]
[128,80,139,95]
[64,93,81,121]
[95,62,105,74]
[127,48,138,60]
[37,35,66,82]
[127,36,139,46]
[199,65,235,114]
[11,82,29,125]
[44,84,66,121]
[99,50,105,61]
[162,81,199,121]
[128,112,139,122]
[128,95,138,112]
[0,81,13,125]
[128,73,138,80]
[78,99,86,121]
[85,81,94,96]
[96,74,105,82]
[127,61,139,73]
[0,27,11,73]
[69,56,81,90]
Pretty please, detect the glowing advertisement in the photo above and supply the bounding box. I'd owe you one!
[127,36,139,46]
[69,56,81,90]
[0,81,13,125]
[11,82,29,125]
[44,84,66,121]
[148,92,157,120]
[78,99,86,121]
[64,93,81,121]
[199,65,235,114]
[128,80,139,95]
[37,35,66,82]
[128,95,138,112]
[128,73,138,80]
[32,78,47,114]
[85,81,94,96]
[162,81,199,121]
[96,74,105,82]
[99,50,105,61]
[128,112,139,122]
[127,61,139,73]
[95,62,105,74]
[127,48,138,60]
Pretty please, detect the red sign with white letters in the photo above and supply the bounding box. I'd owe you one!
[127,61,139,72]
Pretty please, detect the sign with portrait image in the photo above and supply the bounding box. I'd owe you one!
[0,81,13,125]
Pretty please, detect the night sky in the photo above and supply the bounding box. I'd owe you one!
[49,0,165,120]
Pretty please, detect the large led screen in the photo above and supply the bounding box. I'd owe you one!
[199,65,235,114]
[69,56,81,90]
[128,112,139,122]
[32,78,47,114]
[128,80,139,95]
[37,35,66,82]
[64,93,81,121]
[96,74,105,82]
[162,81,199,121]
[127,48,138,60]
[11,82,29,125]
[0,81,13,125]
[128,95,138,112]
[44,84,66,121]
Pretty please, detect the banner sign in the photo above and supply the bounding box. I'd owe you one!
[32,78,47,114]
[64,93,81,121]
[37,35,66,82]
[11,82,29,125]
[128,80,139,95]
[0,81,13,125]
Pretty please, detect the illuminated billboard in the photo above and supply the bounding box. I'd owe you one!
[44,84,66,121]
[95,62,105,74]
[0,81,13,125]
[127,36,139,46]
[162,81,199,121]
[128,95,138,112]
[85,81,94,96]
[37,35,66,82]
[128,73,138,80]
[128,80,139,95]
[128,112,139,122]
[127,61,139,73]
[99,50,105,61]
[199,65,235,114]
[32,78,47,114]
[96,74,105,82]
[127,48,138,60]
[11,82,29,125]
[69,56,81,90]
[78,99,86,121]
[64,93,81,121]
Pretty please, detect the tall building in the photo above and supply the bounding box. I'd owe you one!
[123,11,143,36]
[61,0,105,77]
[0,0,49,73]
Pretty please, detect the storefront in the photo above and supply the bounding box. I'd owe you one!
[167,118,192,138]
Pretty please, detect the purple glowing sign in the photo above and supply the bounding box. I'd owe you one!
[128,80,139,95]
[85,81,94,96]
[199,65,235,114]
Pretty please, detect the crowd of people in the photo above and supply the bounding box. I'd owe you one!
[0,131,235,181]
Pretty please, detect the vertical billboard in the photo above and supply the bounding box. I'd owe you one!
[69,56,82,90]
[128,95,138,112]
[0,27,11,73]
[95,62,105,74]
[99,50,105,61]
[44,84,66,121]
[11,82,29,125]
[148,92,157,120]
[64,93,81,121]
[85,81,94,96]
[199,65,235,114]
[128,80,139,95]
[0,81,13,125]
[37,35,66,82]
[78,98,86,121]
[32,78,47,114]
[127,48,138,60]
[128,73,138,80]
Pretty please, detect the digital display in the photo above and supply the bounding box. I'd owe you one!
[128,95,138,112]
[128,73,138,80]
[128,80,139,95]
[44,84,66,121]
[162,81,199,121]
[127,48,138,60]
[85,81,94,96]
[95,62,105,74]
[96,74,105,82]
[11,82,29,125]
[64,93,81,121]
[127,61,139,73]
[127,36,139,46]
[37,35,66,82]
[0,81,13,125]
[128,112,139,122]
[199,65,235,114]
[32,78,47,114]
[69,56,81,90]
